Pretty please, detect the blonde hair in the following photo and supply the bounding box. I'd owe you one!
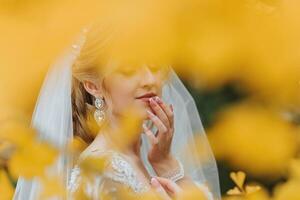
[71,27,111,144]
[71,26,170,144]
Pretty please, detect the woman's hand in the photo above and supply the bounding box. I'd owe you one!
[142,96,178,175]
[151,177,182,200]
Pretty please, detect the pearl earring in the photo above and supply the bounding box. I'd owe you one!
[94,97,105,125]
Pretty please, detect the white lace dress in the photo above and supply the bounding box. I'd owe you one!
[68,150,214,200]
[68,151,149,199]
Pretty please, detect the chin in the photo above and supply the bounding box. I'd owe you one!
[125,103,148,120]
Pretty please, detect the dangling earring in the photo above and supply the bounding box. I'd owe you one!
[94,97,105,125]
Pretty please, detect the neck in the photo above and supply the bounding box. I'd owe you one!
[101,113,143,158]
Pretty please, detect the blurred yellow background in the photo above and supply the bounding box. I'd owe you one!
[1,0,300,199]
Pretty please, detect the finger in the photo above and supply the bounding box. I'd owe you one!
[149,98,170,128]
[155,177,182,196]
[147,110,168,138]
[155,97,174,128]
[151,177,172,200]
[143,123,158,145]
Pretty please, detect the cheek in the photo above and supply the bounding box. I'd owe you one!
[155,73,165,94]
[104,76,138,113]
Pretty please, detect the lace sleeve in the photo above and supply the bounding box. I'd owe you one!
[67,151,149,199]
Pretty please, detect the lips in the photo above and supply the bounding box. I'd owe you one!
[136,92,157,100]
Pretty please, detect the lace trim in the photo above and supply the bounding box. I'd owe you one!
[104,153,149,193]
[160,158,184,182]
[68,151,149,194]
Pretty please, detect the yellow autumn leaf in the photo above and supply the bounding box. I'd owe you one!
[230,171,246,190]
[245,185,261,195]
[227,171,263,198]
[227,186,243,196]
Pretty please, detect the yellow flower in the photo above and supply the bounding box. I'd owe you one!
[39,175,66,199]
[226,171,270,200]
[0,169,14,200]
[69,136,88,156]
[8,140,58,179]
[79,155,107,177]
[288,159,300,180]
[224,190,270,200]
[227,171,261,196]
[0,118,58,179]
[108,107,143,151]
[273,180,300,200]
[0,119,35,148]
[209,102,298,178]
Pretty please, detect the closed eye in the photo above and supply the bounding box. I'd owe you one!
[116,66,138,76]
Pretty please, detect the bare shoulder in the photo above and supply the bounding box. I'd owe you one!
[78,134,110,161]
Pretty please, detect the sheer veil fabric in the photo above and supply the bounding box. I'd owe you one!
[13,31,221,200]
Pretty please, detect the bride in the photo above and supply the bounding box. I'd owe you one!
[13,27,221,200]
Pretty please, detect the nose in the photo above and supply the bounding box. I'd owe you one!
[140,65,156,88]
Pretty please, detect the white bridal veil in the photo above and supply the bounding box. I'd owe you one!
[13,30,221,200]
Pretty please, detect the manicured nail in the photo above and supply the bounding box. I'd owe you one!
[150,98,158,106]
[142,123,148,130]
[147,110,154,116]
[149,98,155,103]
[155,96,163,104]
[151,177,160,187]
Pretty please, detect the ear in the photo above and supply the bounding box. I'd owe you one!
[83,80,102,98]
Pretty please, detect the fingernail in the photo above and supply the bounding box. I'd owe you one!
[151,177,160,187]
[142,123,148,130]
[147,110,154,116]
[170,104,173,111]
[149,98,155,104]
[155,96,163,104]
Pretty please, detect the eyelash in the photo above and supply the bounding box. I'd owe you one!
[119,68,137,76]
[148,66,161,72]
[118,66,164,76]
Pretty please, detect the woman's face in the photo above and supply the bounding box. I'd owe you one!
[103,64,168,119]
